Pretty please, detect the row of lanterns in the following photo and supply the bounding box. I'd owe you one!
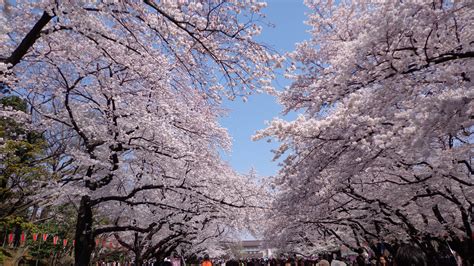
[6,233,118,249]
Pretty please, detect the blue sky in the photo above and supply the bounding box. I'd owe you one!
[220,1,311,177]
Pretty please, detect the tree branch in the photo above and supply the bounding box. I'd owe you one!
[2,11,53,68]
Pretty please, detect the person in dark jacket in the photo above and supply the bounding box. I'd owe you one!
[393,245,427,266]
[355,248,366,266]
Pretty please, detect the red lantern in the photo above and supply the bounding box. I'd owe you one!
[63,239,68,247]
[42,234,48,241]
[33,233,38,242]
[53,236,59,245]
[73,240,76,246]
[8,233,14,244]
[20,232,26,243]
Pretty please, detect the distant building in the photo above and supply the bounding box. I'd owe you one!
[240,240,275,258]
[220,240,276,259]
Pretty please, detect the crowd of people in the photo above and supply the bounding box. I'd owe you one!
[190,244,459,266]
[94,243,464,266]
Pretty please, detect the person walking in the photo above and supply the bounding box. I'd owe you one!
[377,256,387,266]
[316,260,329,266]
[393,245,427,266]
[202,255,213,266]
[355,248,367,266]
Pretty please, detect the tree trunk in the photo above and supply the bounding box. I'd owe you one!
[11,246,28,266]
[458,239,473,266]
[13,225,21,247]
[134,254,143,266]
[30,204,39,221]
[74,195,95,266]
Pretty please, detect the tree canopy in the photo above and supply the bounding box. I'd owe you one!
[256,0,473,263]
[1,1,275,264]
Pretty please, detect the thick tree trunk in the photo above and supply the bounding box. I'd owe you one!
[13,225,21,247]
[458,239,473,266]
[134,252,143,266]
[75,195,95,266]
[11,246,28,266]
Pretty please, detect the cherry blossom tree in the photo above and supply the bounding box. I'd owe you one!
[257,0,473,264]
[105,168,267,265]
[109,203,227,264]
[1,1,277,264]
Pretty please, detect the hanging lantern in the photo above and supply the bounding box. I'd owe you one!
[53,236,59,245]
[33,233,38,242]
[63,239,68,247]
[20,232,26,243]
[42,234,48,241]
[8,233,14,245]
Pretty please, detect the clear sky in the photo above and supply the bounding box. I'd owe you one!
[220,1,311,177]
